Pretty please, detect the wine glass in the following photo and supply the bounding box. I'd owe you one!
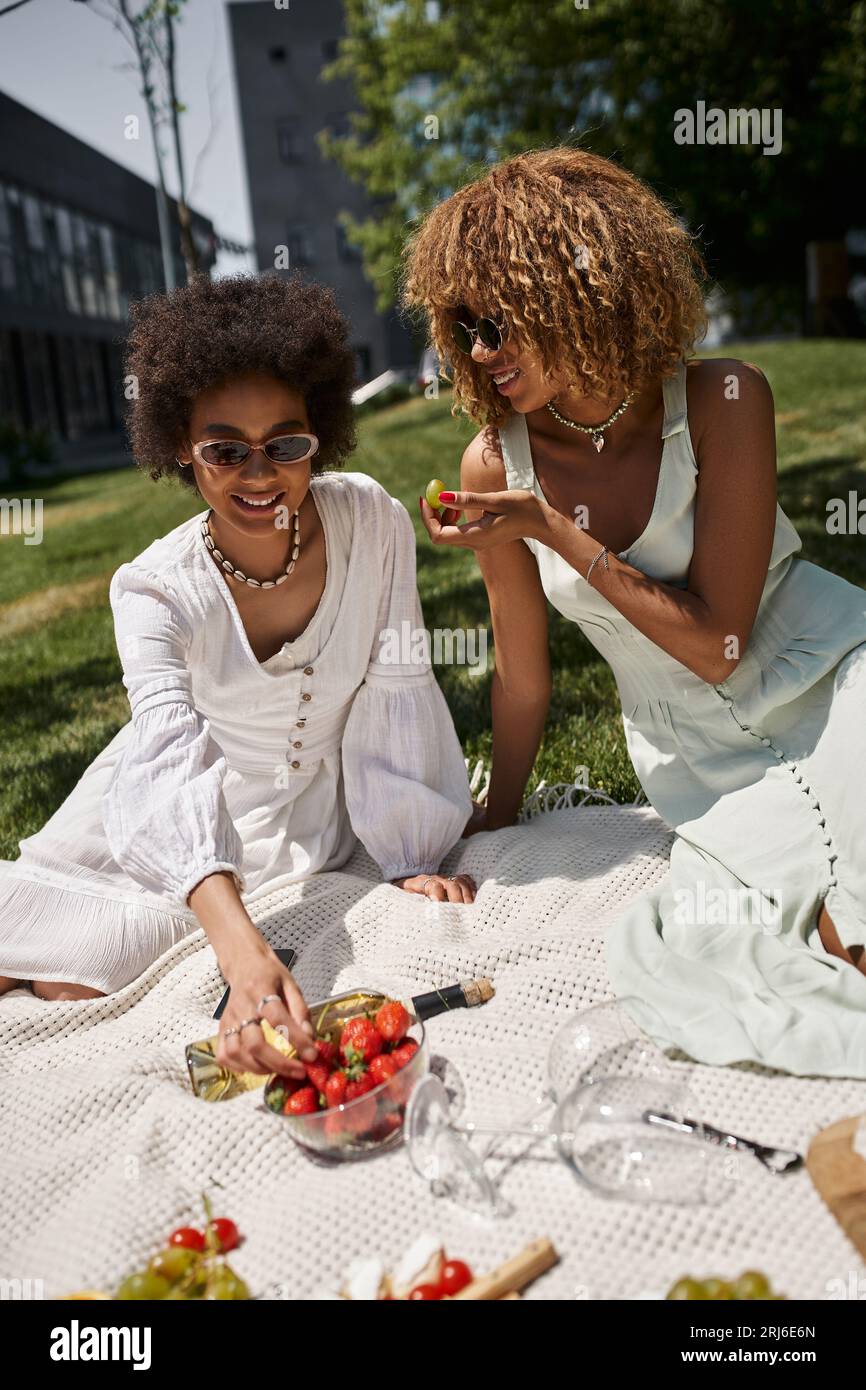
[477,997,691,1164]
[405,999,729,1216]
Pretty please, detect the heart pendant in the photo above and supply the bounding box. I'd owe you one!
[592,434,605,453]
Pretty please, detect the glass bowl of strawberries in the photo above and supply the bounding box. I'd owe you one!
[262,990,429,1160]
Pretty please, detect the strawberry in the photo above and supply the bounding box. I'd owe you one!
[369,1108,404,1142]
[375,1000,410,1044]
[323,1112,348,1143]
[283,1086,319,1116]
[315,1037,338,1067]
[304,1061,331,1094]
[339,1016,383,1066]
[368,1054,399,1087]
[343,1072,377,1138]
[344,1071,376,1102]
[324,1070,348,1109]
[391,1038,420,1070]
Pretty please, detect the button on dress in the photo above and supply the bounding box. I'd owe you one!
[0,472,472,993]
[499,360,866,1077]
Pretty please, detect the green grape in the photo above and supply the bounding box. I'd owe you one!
[425,479,445,510]
[116,1271,170,1300]
[149,1246,198,1284]
[205,1265,250,1300]
[733,1270,771,1300]
[666,1277,708,1300]
[702,1278,733,1300]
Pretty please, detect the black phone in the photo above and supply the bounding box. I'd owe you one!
[212,947,298,1021]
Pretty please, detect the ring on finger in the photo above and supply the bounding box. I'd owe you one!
[422,878,435,892]
[257,994,281,1012]
[238,1016,262,1033]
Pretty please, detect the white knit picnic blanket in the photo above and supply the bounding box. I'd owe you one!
[2,803,865,1301]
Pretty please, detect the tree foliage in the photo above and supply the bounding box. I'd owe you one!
[321,0,866,313]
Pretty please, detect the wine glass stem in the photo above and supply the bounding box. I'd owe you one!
[453,1122,553,1141]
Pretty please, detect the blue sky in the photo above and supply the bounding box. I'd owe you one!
[0,0,261,275]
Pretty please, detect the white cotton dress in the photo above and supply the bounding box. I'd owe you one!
[0,471,472,993]
[499,358,866,1079]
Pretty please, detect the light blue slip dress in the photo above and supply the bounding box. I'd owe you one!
[498,359,866,1077]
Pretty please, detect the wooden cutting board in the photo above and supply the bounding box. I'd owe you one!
[806,1115,866,1259]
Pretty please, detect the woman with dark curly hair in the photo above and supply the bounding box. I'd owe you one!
[405,147,866,1078]
[0,273,473,1082]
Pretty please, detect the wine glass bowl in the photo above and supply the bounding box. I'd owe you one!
[263,1015,429,1162]
[553,1075,730,1204]
[546,999,687,1098]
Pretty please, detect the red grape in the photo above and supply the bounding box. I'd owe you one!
[168,1226,205,1251]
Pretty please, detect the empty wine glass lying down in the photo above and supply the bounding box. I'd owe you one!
[405,1000,802,1217]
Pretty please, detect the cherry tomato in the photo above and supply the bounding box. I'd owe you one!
[168,1226,206,1251]
[439,1259,473,1296]
[408,1282,442,1300]
[208,1218,241,1253]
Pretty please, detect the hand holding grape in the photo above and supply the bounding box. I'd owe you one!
[420,479,551,551]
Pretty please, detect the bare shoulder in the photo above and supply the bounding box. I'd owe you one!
[685,357,774,444]
[460,425,508,492]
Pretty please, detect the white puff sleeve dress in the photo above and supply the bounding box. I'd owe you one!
[0,472,472,993]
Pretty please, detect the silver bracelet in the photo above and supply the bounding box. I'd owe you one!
[585,544,611,587]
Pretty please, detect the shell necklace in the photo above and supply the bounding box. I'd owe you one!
[201,509,300,588]
[546,391,635,452]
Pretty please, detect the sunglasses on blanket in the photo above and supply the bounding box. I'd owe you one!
[191,433,319,468]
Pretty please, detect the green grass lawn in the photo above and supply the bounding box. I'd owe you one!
[1,339,864,860]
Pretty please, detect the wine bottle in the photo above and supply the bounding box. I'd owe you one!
[185,978,494,1103]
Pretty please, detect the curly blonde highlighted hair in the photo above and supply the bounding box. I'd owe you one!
[401,147,709,426]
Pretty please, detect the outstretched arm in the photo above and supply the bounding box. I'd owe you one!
[459,428,552,830]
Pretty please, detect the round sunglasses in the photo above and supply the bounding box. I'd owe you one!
[450,315,505,355]
[191,433,319,468]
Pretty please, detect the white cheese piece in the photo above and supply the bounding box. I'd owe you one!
[392,1232,445,1298]
[342,1256,387,1301]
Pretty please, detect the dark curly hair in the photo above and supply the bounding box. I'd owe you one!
[125,273,358,488]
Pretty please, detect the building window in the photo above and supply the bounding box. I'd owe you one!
[0,329,24,428]
[0,177,172,323]
[20,331,61,434]
[0,185,14,297]
[353,344,372,382]
[325,111,351,140]
[285,224,314,267]
[322,39,339,62]
[276,117,302,164]
[336,223,361,263]
[269,46,288,62]
[22,193,45,251]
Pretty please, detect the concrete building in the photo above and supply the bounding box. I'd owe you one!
[0,92,215,456]
[228,0,415,382]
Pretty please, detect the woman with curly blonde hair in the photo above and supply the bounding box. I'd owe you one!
[404,146,866,1078]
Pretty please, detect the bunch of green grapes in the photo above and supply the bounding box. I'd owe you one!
[667,1270,783,1300]
[116,1195,249,1301]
